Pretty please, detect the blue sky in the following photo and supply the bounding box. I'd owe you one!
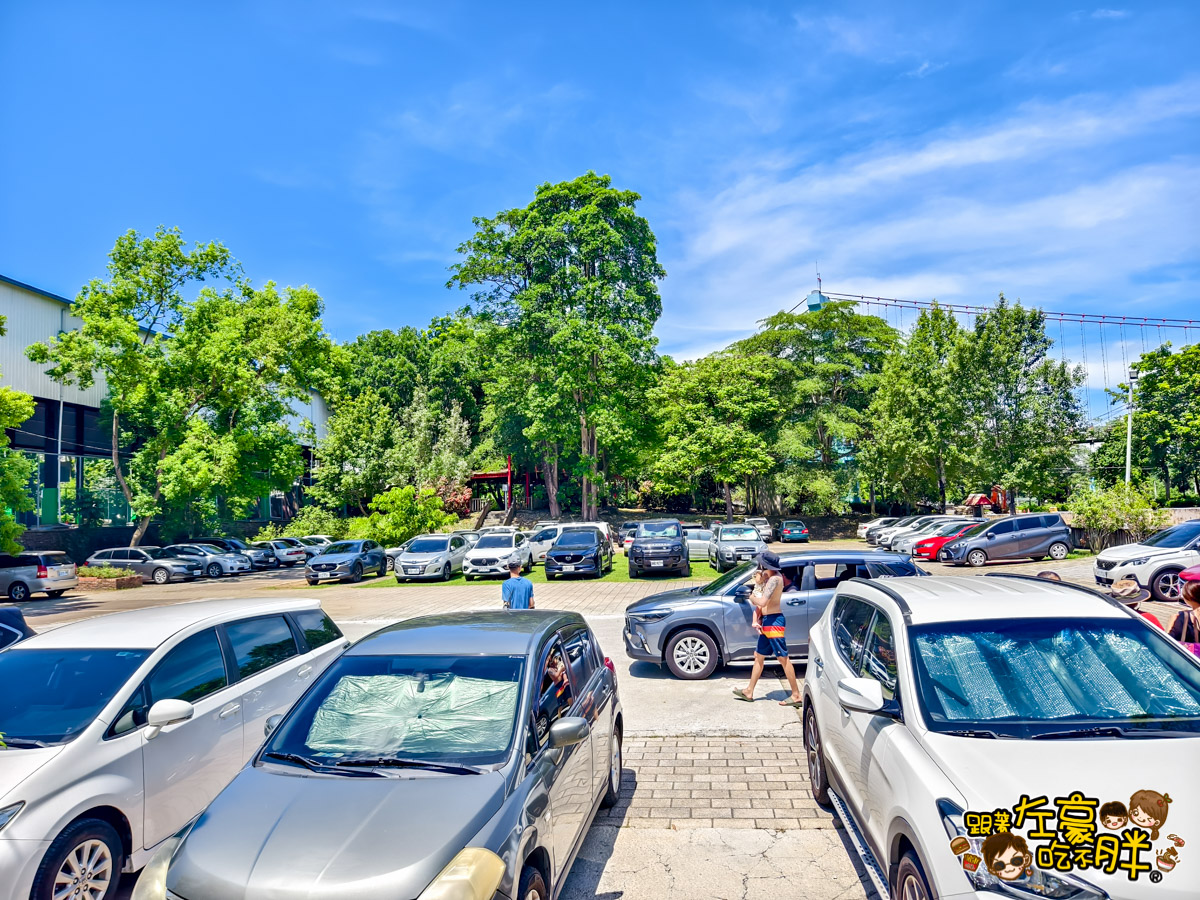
[1,1,1197,371]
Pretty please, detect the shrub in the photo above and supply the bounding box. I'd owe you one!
[280,506,348,541]
[363,486,456,548]
[77,565,137,579]
[251,523,282,542]
[429,478,472,518]
[1067,483,1168,552]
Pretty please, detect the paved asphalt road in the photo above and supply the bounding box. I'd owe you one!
[19,539,1182,900]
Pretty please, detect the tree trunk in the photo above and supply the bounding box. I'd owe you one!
[936,458,947,513]
[869,484,876,516]
[1162,461,1171,505]
[722,481,733,522]
[543,453,560,519]
[110,410,134,508]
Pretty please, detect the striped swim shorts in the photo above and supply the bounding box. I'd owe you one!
[756,613,788,657]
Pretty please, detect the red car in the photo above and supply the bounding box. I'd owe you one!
[913,522,979,561]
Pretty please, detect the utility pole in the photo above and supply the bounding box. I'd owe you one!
[1124,364,1139,485]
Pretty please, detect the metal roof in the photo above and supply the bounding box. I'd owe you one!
[0,273,72,307]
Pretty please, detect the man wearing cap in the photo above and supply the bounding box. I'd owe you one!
[502,558,534,610]
[1109,577,1161,629]
[732,551,802,707]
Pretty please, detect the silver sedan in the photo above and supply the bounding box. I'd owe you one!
[162,543,252,578]
[395,534,470,582]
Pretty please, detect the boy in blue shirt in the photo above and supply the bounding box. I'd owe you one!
[502,559,535,609]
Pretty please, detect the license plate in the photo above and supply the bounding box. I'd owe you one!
[649,560,664,567]
[738,553,751,559]
[561,564,575,572]
[1095,575,1113,585]
[318,573,335,579]
[405,568,420,575]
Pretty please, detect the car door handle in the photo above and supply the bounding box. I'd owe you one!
[786,599,806,606]
[297,665,313,678]
[813,654,824,670]
[219,703,241,719]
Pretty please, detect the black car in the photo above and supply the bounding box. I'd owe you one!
[194,536,279,569]
[628,519,690,578]
[546,528,614,579]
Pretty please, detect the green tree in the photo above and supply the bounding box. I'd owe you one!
[951,296,1084,511]
[27,228,333,543]
[308,389,403,513]
[1067,482,1168,552]
[1127,342,1200,502]
[450,172,665,520]
[0,315,37,553]
[354,485,456,547]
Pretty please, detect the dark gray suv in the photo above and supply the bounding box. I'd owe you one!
[942,514,1073,567]
[623,550,925,679]
[628,519,690,577]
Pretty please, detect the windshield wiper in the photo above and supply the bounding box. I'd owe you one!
[939,729,1007,739]
[262,751,382,776]
[1033,726,1189,740]
[0,737,51,748]
[334,757,483,775]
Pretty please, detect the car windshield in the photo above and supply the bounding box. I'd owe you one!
[699,561,755,595]
[1142,521,1200,549]
[932,522,968,537]
[324,542,359,554]
[555,531,599,548]
[720,526,759,541]
[475,535,515,549]
[692,530,713,541]
[145,548,176,560]
[956,521,991,539]
[910,617,1200,738]
[638,523,681,538]
[782,521,803,527]
[197,544,227,553]
[407,537,449,553]
[0,648,150,744]
[264,654,525,766]
[173,545,211,556]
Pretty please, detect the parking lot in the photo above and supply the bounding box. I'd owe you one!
[14,538,1182,900]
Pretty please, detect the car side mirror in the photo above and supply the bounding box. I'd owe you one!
[734,584,752,600]
[264,714,283,738]
[144,699,195,739]
[836,678,885,714]
[986,532,996,540]
[547,716,590,749]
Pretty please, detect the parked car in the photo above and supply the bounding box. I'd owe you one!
[0,551,78,602]
[527,521,612,562]
[621,525,638,555]
[683,528,714,561]
[292,537,328,559]
[394,533,471,582]
[86,546,203,584]
[0,605,32,650]
[865,514,922,545]
[301,535,333,545]
[193,537,278,569]
[1093,519,1200,602]
[628,519,689,578]
[744,516,774,542]
[802,573,1200,900]
[942,513,1072,567]
[305,540,388,584]
[0,598,347,900]
[546,527,614,579]
[451,529,481,546]
[463,532,533,580]
[707,523,766,572]
[911,521,979,561]
[876,514,960,549]
[624,550,925,679]
[779,519,810,542]
[383,536,417,571]
[136,611,622,900]
[162,543,252,578]
[254,539,307,567]
[856,516,897,539]
[890,517,972,554]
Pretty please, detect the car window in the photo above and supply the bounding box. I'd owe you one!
[988,520,1015,536]
[1015,517,1042,531]
[833,598,876,670]
[562,629,598,686]
[16,555,39,567]
[532,528,558,542]
[532,642,574,751]
[147,629,228,705]
[1040,515,1063,528]
[0,555,18,568]
[41,553,73,566]
[224,615,299,679]
[92,550,113,561]
[859,613,898,701]
[866,560,923,578]
[292,609,343,650]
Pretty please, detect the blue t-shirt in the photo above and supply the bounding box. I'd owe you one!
[502,575,534,609]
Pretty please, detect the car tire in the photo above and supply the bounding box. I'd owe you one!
[523,557,532,574]
[10,581,33,601]
[894,850,933,900]
[600,727,623,808]
[465,574,474,582]
[803,704,831,806]
[1152,568,1184,602]
[665,628,719,680]
[546,572,556,580]
[307,578,318,586]
[152,567,171,585]
[206,563,223,578]
[384,555,395,572]
[1048,541,1069,561]
[966,549,987,568]
[284,562,296,568]
[351,563,363,584]
[517,864,548,900]
[441,563,451,582]
[681,563,691,577]
[628,564,639,579]
[47,589,67,598]
[32,817,124,900]
[936,548,950,561]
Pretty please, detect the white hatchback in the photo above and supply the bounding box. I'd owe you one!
[803,574,1200,900]
[0,598,348,900]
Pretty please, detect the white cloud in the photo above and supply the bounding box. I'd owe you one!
[1091,9,1130,20]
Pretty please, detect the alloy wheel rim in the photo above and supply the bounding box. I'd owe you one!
[806,712,822,785]
[1050,544,1068,560]
[969,551,985,566]
[611,736,621,792]
[901,873,927,900]
[154,570,168,584]
[673,637,709,673]
[54,839,112,900]
[1157,572,1181,600]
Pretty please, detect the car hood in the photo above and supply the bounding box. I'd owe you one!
[625,587,702,614]
[924,733,1200,900]
[0,745,64,803]
[548,545,598,555]
[399,551,447,562]
[167,766,507,900]
[311,553,361,565]
[1096,543,1178,563]
[466,547,513,558]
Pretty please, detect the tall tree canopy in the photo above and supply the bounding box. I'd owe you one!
[0,315,37,553]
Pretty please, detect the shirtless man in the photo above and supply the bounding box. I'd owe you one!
[732,551,802,707]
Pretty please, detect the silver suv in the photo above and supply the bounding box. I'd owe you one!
[0,552,78,601]
[623,551,925,679]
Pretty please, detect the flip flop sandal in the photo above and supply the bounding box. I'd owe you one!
[731,688,753,702]
[778,698,803,708]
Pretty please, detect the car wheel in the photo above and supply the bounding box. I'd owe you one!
[681,563,691,577]
[804,704,831,806]
[546,572,556,580]
[206,562,223,578]
[600,727,623,808]
[936,548,950,561]
[465,574,474,582]
[1152,568,1184,602]
[1048,541,1069,561]
[351,563,363,584]
[47,589,67,598]
[384,555,395,572]
[894,850,933,900]
[284,561,296,568]
[441,563,451,582]
[32,818,124,900]
[307,579,319,586]
[517,864,547,900]
[966,549,987,568]
[665,629,719,680]
[152,567,171,585]
[628,565,638,579]
[523,556,532,574]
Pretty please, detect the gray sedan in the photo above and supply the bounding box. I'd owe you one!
[707,524,766,572]
[85,546,203,584]
[305,539,388,584]
[137,611,623,900]
[162,543,252,577]
[395,534,470,582]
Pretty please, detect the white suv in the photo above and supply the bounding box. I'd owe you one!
[1093,520,1200,602]
[803,574,1200,900]
[0,598,348,900]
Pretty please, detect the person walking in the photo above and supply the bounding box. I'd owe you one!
[502,558,534,609]
[732,551,802,707]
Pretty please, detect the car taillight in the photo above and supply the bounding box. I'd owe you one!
[604,657,616,679]
[801,528,808,534]
[37,565,48,578]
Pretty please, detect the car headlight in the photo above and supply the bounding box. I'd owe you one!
[131,821,198,900]
[950,542,964,549]
[1120,557,1150,567]
[630,610,671,623]
[0,801,24,832]
[416,847,506,900]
